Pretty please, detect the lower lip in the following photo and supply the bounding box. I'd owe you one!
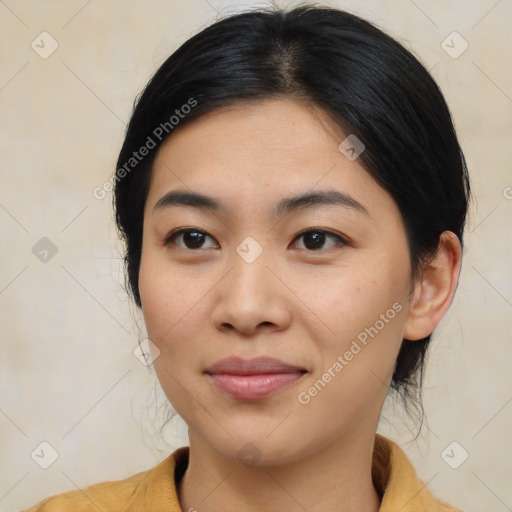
[209,372,305,400]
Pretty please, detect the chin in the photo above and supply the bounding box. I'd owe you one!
[200,430,317,468]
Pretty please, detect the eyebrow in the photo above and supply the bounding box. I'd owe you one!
[153,189,369,217]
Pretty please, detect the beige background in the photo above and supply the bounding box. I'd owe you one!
[1,1,511,511]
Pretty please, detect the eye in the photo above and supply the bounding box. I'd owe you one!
[164,228,218,250]
[164,227,347,252]
[290,228,347,251]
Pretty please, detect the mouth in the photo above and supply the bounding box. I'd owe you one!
[205,357,307,400]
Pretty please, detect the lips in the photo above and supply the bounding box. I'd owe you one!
[205,357,307,400]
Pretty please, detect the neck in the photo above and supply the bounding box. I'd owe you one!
[177,429,381,512]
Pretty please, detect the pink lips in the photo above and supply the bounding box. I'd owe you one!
[205,357,306,400]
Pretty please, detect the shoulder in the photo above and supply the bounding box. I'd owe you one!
[374,434,463,512]
[19,449,187,512]
[19,469,151,512]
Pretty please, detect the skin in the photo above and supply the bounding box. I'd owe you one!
[138,97,462,512]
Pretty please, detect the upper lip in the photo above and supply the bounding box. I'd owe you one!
[205,357,306,375]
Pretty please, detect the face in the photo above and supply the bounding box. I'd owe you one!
[139,97,415,465]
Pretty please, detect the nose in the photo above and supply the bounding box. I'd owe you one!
[211,246,292,336]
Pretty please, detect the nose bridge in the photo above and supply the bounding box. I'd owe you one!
[211,236,291,334]
[229,235,273,304]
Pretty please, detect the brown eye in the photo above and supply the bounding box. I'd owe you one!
[291,229,347,251]
[165,228,218,250]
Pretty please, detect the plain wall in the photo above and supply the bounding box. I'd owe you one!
[1,1,511,511]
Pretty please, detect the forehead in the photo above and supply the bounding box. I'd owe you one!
[146,97,392,217]
[154,97,343,164]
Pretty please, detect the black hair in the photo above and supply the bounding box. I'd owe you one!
[114,4,470,417]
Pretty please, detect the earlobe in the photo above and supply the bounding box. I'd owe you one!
[403,231,462,341]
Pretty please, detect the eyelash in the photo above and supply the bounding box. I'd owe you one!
[163,227,348,252]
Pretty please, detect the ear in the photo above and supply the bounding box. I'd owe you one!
[403,231,462,341]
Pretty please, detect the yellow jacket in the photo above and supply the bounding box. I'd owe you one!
[20,434,461,511]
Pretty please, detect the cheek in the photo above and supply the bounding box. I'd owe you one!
[314,263,408,339]
[138,256,168,340]
[138,251,188,345]
[295,273,407,427]
[138,256,211,410]
[304,259,410,402]
[138,252,215,359]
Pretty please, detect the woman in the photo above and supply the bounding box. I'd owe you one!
[22,4,469,511]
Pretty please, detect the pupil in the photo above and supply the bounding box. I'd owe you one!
[184,231,204,248]
[305,232,324,250]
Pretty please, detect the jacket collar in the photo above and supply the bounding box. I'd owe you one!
[142,434,459,511]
